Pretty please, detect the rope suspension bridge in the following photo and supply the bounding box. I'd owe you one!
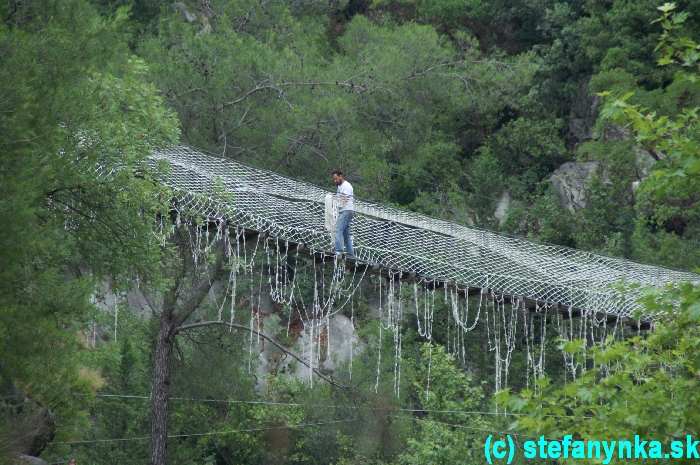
[140,145,700,391]
[148,145,698,320]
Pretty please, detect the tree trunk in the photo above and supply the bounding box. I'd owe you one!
[150,313,175,465]
[148,226,224,465]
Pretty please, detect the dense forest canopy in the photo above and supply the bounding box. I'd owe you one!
[1,1,699,464]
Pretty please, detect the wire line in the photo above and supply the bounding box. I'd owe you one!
[51,418,359,446]
[92,393,592,419]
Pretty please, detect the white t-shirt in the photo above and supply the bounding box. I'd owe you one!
[336,180,354,212]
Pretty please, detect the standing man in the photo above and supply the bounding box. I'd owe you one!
[332,170,354,257]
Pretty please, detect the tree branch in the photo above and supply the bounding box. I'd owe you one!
[174,320,347,390]
[223,79,369,108]
[172,253,226,328]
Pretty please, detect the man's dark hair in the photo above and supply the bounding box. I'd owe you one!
[331,169,344,177]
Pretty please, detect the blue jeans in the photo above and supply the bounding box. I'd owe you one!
[335,210,354,256]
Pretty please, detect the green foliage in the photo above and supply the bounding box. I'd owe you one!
[503,190,576,247]
[465,148,505,227]
[0,0,178,458]
[571,141,638,256]
[600,3,699,184]
[411,343,484,416]
[397,344,489,465]
[654,2,700,69]
[140,0,539,214]
[499,284,700,460]
[486,117,568,184]
[500,7,700,463]
[374,0,563,53]
[596,3,700,269]
[484,116,574,244]
[55,310,153,465]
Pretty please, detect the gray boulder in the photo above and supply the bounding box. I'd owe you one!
[549,161,600,212]
[633,146,658,179]
[15,455,49,465]
[172,2,197,23]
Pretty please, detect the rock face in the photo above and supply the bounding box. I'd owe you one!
[633,146,657,179]
[92,279,153,317]
[15,455,49,465]
[567,80,600,144]
[291,314,363,381]
[16,454,49,465]
[549,161,600,212]
[254,313,364,389]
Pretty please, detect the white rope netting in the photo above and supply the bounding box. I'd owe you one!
[148,145,700,320]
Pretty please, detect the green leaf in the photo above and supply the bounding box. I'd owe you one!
[688,303,700,321]
[657,3,677,13]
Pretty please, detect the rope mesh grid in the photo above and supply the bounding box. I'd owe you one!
[148,145,700,319]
